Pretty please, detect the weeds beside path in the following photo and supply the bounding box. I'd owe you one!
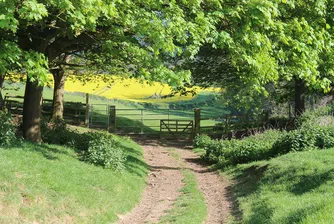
[117,139,232,224]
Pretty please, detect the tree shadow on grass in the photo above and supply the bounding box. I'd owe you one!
[117,143,149,178]
[290,169,334,195]
[232,164,269,197]
[279,205,322,224]
[124,155,149,178]
[245,200,274,224]
[116,117,158,134]
[24,143,75,161]
[228,164,269,222]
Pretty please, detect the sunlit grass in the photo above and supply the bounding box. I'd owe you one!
[225,148,334,224]
[0,137,148,223]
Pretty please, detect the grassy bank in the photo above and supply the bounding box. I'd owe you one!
[225,148,334,224]
[0,137,148,223]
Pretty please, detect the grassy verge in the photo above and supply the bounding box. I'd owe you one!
[0,137,148,223]
[225,148,334,224]
[159,149,207,224]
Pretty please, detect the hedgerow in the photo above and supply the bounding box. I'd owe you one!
[195,130,282,166]
[195,107,334,166]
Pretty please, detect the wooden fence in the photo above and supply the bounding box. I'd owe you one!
[2,94,266,139]
[3,93,90,125]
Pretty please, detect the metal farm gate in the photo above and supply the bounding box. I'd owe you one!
[160,119,194,139]
[115,108,194,136]
[88,104,110,129]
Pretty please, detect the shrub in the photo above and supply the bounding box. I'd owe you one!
[296,106,334,128]
[41,119,75,145]
[197,130,283,166]
[84,135,126,170]
[193,135,213,149]
[265,116,293,130]
[41,122,127,170]
[272,126,334,155]
[0,111,17,146]
[41,119,97,151]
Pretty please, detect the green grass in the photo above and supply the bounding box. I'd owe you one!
[4,83,223,133]
[160,170,207,224]
[159,149,207,224]
[192,147,206,156]
[225,148,334,224]
[0,137,148,223]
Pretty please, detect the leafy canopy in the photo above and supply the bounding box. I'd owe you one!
[0,0,219,87]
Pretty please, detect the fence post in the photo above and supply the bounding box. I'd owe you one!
[225,115,229,135]
[7,101,12,116]
[108,105,116,133]
[85,93,89,125]
[141,109,143,134]
[194,108,200,137]
[87,105,90,128]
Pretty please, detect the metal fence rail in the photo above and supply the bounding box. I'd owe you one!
[115,108,193,134]
[88,104,109,129]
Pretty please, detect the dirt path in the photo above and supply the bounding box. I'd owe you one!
[176,147,232,224]
[117,140,231,224]
[117,141,184,224]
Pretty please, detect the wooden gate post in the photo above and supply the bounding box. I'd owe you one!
[194,108,201,137]
[85,93,89,126]
[108,105,116,133]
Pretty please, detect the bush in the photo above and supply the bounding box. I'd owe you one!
[193,135,213,148]
[272,126,334,155]
[41,119,97,151]
[197,125,334,167]
[265,116,293,130]
[0,111,17,146]
[41,119,76,145]
[84,135,126,170]
[41,122,127,170]
[296,106,334,128]
[196,130,283,166]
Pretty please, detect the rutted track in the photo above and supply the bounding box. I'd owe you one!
[117,140,232,224]
[117,141,184,224]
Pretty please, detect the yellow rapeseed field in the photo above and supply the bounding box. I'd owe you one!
[7,73,218,102]
[65,75,218,102]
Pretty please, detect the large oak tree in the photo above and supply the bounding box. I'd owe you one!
[1,0,218,142]
[186,0,334,116]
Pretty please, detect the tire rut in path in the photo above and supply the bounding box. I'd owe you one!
[175,147,232,224]
[117,141,184,224]
[117,140,232,224]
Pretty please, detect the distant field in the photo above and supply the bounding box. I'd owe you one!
[5,74,219,104]
[3,77,227,133]
[64,75,219,103]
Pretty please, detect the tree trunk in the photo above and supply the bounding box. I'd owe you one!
[51,69,66,120]
[0,75,5,103]
[23,77,43,143]
[295,77,305,117]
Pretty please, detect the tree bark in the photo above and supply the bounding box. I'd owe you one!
[50,69,66,120]
[295,77,305,117]
[23,77,43,143]
[0,75,5,103]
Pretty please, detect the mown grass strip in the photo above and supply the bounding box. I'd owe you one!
[159,149,207,224]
